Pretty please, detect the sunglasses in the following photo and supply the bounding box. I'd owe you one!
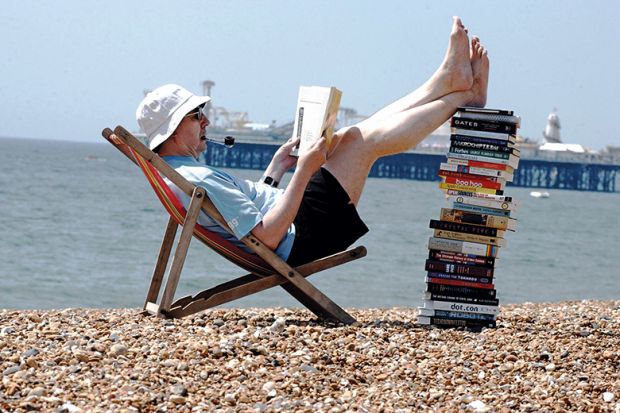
[184,104,207,121]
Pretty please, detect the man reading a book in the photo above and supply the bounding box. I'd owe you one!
[135,16,489,265]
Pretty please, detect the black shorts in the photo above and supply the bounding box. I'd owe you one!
[287,168,369,266]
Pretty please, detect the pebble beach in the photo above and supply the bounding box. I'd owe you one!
[1,300,619,412]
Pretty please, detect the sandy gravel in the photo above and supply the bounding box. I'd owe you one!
[1,300,619,412]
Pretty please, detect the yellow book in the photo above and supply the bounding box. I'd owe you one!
[291,86,342,157]
[439,182,501,195]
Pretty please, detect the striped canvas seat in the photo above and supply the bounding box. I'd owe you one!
[131,149,273,276]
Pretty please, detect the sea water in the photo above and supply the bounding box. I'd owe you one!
[1,137,619,310]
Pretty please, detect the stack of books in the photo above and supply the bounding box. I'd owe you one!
[417,107,520,329]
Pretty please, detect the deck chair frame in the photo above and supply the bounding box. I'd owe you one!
[102,126,366,324]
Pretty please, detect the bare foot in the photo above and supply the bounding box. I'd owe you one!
[468,36,489,107]
[431,16,474,93]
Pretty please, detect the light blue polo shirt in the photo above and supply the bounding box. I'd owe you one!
[162,156,295,260]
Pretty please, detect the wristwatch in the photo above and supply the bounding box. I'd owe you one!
[262,175,279,188]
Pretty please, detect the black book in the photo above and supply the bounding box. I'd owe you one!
[429,219,504,238]
[425,292,499,306]
[426,282,497,299]
[425,260,494,277]
[450,139,516,154]
[428,249,496,268]
[427,271,493,285]
[451,117,518,135]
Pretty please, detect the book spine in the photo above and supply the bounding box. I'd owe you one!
[425,282,497,298]
[441,175,504,190]
[449,195,515,209]
[429,219,501,238]
[433,229,505,247]
[450,138,514,153]
[439,182,503,195]
[439,169,505,183]
[452,203,512,218]
[440,162,513,179]
[440,208,513,230]
[449,147,518,161]
[426,276,495,290]
[423,299,499,315]
[426,260,494,277]
[446,155,516,171]
[433,309,496,321]
[424,292,499,306]
[456,106,514,116]
[427,237,498,257]
[428,249,496,267]
[450,134,516,147]
[451,127,516,140]
[427,271,493,285]
[417,315,496,329]
[451,117,518,135]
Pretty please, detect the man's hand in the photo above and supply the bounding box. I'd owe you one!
[297,136,328,175]
[268,137,300,178]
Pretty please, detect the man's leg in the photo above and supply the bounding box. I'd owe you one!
[325,39,490,206]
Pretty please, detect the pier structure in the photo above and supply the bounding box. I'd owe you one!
[205,142,620,193]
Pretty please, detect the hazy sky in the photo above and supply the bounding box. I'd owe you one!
[2,1,619,150]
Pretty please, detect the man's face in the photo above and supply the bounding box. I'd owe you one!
[173,106,210,157]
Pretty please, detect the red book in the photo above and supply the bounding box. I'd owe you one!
[438,170,503,183]
[442,176,503,190]
[448,158,513,172]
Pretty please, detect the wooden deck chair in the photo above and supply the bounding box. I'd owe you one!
[102,126,366,324]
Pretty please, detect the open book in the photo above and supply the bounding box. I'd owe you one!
[291,86,342,157]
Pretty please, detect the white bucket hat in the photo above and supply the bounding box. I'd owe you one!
[136,84,211,150]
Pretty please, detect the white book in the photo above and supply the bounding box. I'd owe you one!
[427,236,499,257]
[447,195,518,211]
[422,299,500,316]
[291,86,342,157]
[451,127,517,141]
[440,162,514,181]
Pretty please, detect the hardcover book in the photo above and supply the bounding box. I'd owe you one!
[291,86,342,157]
[423,292,500,307]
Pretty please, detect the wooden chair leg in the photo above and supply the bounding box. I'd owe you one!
[143,217,178,311]
[159,187,205,312]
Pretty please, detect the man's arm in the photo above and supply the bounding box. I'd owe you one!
[251,137,328,249]
[259,137,300,186]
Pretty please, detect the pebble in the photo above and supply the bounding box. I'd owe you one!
[0,302,617,411]
[109,343,128,356]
